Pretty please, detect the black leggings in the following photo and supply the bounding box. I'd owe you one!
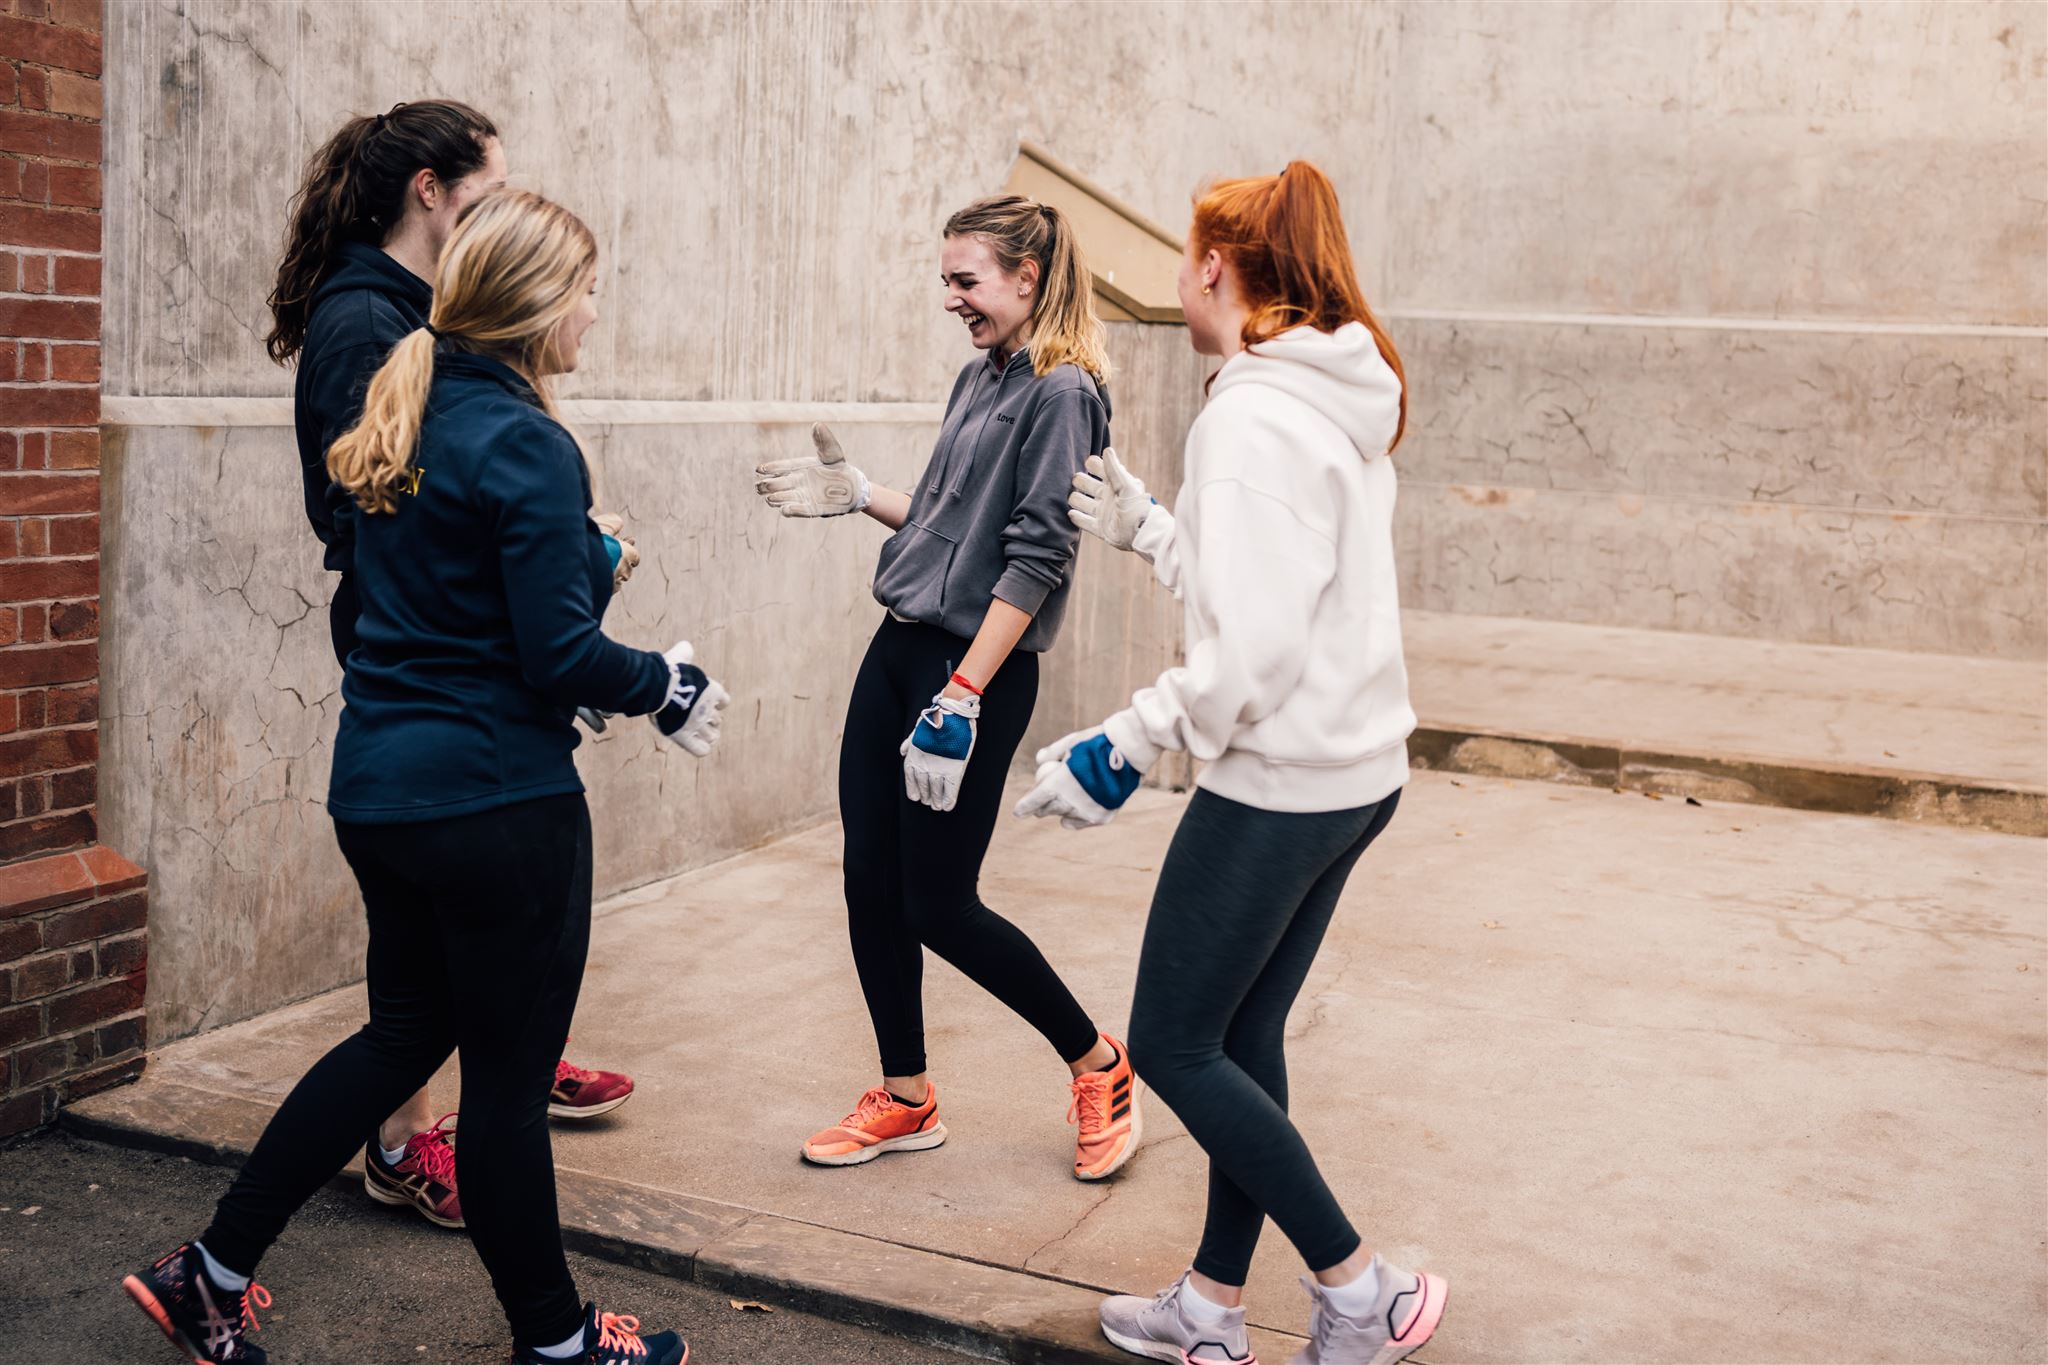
[201,793,593,1349]
[840,617,1099,1077]
[1128,786,1401,1285]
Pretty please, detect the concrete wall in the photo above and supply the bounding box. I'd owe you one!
[98,0,1383,1039]
[1377,1,2047,657]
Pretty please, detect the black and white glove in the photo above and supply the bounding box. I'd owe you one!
[649,640,730,757]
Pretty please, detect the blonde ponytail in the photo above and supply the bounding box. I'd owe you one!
[326,188,601,515]
[327,326,435,514]
[943,195,1110,383]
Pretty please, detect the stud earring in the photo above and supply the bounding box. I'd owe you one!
[1201,285,1212,295]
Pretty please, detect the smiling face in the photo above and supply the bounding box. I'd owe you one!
[941,233,1038,356]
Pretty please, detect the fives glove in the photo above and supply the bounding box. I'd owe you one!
[650,640,730,757]
[1068,447,1156,552]
[900,690,978,812]
[755,423,871,518]
[1013,727,1143,829]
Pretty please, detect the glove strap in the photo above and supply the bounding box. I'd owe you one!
[948,671,983,696]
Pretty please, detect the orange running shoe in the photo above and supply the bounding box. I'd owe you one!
[1070,1033,1142,1181]
[801,1082,947,1166]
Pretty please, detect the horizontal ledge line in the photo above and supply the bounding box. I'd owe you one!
[1400,479,2048,528]
[99,397,948,427]
[1380,307,2048,340]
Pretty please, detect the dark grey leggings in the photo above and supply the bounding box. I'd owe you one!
[1127,785,1400,1285]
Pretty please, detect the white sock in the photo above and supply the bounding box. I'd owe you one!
[1177,1275,1232,1323]
[379,1139,409,1166]
[1321,1258,1383,1319]
[193,1241,250,1292]
[532,1322,588,1359]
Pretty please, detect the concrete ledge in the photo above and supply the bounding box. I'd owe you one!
[62,1079,1306,1364]
[1410,723,2047,837]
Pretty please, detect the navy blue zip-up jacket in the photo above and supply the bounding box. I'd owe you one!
[295,241,434,575]
[327,350,672,824]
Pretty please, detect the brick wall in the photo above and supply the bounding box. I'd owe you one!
[1,0,143,1138]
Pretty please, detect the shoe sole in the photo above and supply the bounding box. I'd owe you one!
[363,1167,466,1229]
[1102,1319,1245,1363]
[1370,1274,1447,1365]
[121,1275,208,1365]
[550,1091,632,1120]
[1076,1079,1144,1181]
[801,1121,948,1166]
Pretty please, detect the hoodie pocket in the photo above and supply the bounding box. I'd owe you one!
[871,519,959,621]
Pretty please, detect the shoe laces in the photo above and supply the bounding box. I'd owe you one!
[594,1311,649,1357]
[242,1283,273,1333]
[556,1057,596,1087]
[1067,1070,1112,1137]
[404,1113,460,1186]
[841,1085,904,1128]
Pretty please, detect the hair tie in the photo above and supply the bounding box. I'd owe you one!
[424,324,441,339]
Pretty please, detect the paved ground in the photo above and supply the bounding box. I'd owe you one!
[1404,609,2047,788]
[76,772,2048,1362]
[0,1129,975,1363]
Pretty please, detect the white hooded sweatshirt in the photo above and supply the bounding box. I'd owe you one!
[1102,321,1415,813]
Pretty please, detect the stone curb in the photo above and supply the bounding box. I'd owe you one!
[1409,721,2047,837]
[62,1079,1310,1364]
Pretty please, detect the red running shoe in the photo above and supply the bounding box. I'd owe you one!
[363,1112,463,1228]
[552,1056,635,1120]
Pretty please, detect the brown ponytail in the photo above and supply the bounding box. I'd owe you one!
[1192,160,1406,448]
[265,99,498,365]
[943,195,1111,382]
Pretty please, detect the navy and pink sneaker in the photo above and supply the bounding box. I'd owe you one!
[121,1243,271,1364]
[511,1302,687,1365]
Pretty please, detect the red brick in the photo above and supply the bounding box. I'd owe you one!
[39,889,141,948]
[0,918,36,959]
[43,970,138,1031]
[0,65,14,109]
[9,1032,83,1085]
[0,780,18,822]
[48,343,94,381]
[0,254,14,294]
[0,999,37,1046]
[50,254,93,296]
[44,513,93,552]
[44,569,98,608]
[0,694,14,732]
[42,430,90,468]
[15,773,42,815]
[16,517,43,554]
[0,111,98,166]
[0,471,95,514]
[16,64,47,111]
[0,158,18,201]
[0,1083,54,1137]
[0,721,93,776]
[52,0,102,35]
[0,384,94,425]
[0,607,17,645]
[17,342,45,378]
[43,682,91,724]
[0,807,95,859]
[75,843,138,892]
[18,602,44,640]
[95,928,142,977]
[0,562,95,603]
[12,247,45,290]
[14,684,41,726]
[59,1054,142,1103]
[47,70,96,119]
[0,846,90,919]
[45,163,93,208]
[47,763,89,807]
[0,17,101,75]
[0,521,14,558]
[19,431,43,468]
[94,1010,141,1057]
[0,295,95,338]
[6,947,70,998]
[0,202,94,255]
[16,0,47,18]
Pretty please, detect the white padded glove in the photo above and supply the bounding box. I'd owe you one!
[754,423,871,518]
[649,640,730,757]
[899,690,979,812]
[1068,447,1156,552]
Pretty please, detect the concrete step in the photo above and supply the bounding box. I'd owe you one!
[1403,611,2046,835]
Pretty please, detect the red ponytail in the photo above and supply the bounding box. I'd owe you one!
[1191,161,1406,448]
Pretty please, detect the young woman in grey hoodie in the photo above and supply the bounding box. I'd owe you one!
[754,196,1142,1185]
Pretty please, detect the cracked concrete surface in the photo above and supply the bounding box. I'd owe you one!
[112,772,2048,1362]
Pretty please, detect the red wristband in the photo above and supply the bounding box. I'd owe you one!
[949,671,983,696]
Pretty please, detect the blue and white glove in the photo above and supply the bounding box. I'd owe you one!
[649,640,730,757]
[1013,726,1143,829]
[900,690,979,812]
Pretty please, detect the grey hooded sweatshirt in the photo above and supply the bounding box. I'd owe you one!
[872,346,1110,653]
